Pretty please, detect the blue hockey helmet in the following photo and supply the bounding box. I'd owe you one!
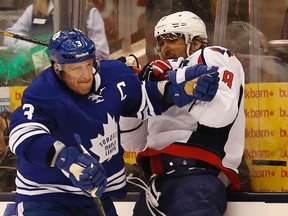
[49,27,96,64]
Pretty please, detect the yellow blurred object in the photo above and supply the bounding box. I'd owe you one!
[184,79,197,95]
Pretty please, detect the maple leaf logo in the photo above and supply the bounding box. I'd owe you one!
[90,114,119,163]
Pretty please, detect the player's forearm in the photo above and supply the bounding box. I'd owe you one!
[9,128,59,166]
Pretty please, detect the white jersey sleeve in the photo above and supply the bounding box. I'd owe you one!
[119,116,148,152]
[186,46,245,128]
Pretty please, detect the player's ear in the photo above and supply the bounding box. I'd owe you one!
[191,39,202,52]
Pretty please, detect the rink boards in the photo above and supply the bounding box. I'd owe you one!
[2,192,288,216]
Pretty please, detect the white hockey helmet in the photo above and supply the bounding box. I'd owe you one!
[154,11,207,57]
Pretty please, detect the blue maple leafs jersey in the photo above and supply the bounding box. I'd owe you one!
[9,60,168,204]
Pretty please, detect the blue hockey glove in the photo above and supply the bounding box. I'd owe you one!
[56,146,107,197]
[167,64,219,107]
[193,71,220,101]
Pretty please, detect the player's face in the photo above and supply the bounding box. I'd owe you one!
[62,59,94,95]
[157,33,187,59]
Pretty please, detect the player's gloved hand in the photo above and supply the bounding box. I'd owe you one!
[55,146,107,197]
[193,71,220,101]
[117,55,142,73]
[167,64,219,107]
[139,58,184,81]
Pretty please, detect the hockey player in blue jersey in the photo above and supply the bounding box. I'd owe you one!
[8,27,220,216]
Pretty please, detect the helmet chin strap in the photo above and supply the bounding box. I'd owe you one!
[186,43,192,57]
[93,59,100,75]
[159,52,165,60]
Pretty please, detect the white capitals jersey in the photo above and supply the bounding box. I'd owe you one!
[120,46,245,190]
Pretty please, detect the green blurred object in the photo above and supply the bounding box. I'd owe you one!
[0,33,51,86]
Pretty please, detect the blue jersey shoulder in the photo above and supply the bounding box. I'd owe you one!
[24,66,66,99]
[99,59,137,80]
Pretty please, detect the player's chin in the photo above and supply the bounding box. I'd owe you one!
[165,55,177,60]
[77,84,92,95]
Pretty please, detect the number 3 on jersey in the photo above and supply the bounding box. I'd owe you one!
[23,104,34,120]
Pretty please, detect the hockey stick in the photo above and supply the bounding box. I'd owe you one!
[0,166,16,170]
[0,30,49,47]
[72,133,106,216]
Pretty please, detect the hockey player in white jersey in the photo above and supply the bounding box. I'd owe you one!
[8,27,220,216]
[121,11,245,216]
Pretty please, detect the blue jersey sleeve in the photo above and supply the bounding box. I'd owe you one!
[9,68,71,166]
[99,60,170,119]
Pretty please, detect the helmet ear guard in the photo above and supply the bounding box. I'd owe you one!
[53,63,64,78]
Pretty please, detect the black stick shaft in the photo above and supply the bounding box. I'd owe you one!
[0,30,48,47]
[74,134,106,216]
